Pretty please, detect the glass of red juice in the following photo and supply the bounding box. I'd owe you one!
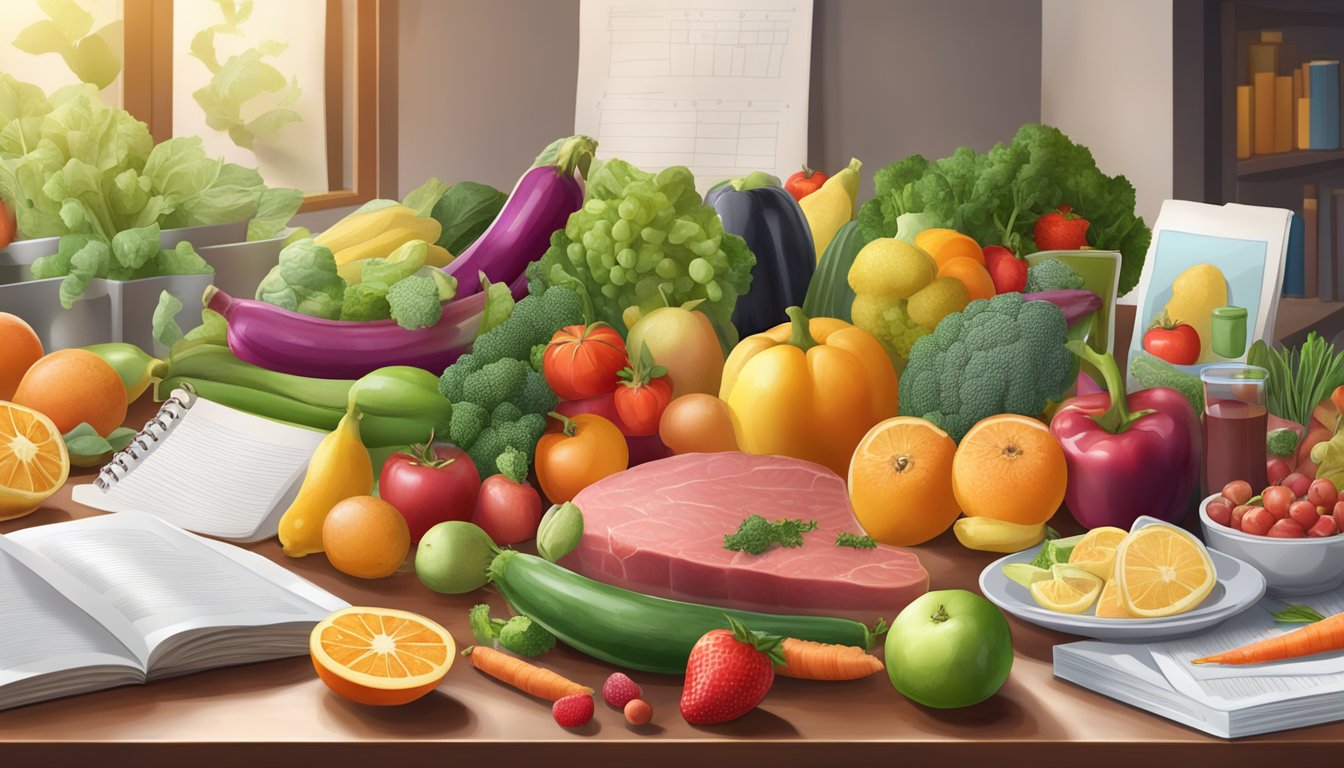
[1200,364,1269,497]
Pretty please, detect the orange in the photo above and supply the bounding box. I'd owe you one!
[310,606,454,705]
[12,349,127,436]
[1115,525,1216,618]
[914,228,984,269]
[937,257,996,302]
[0,402,70,520]
[952,414,1067,526]
[0,313,44,401]
[322,496,410,579]
[848,416,960,546]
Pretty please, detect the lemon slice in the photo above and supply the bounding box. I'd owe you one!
[1094,578,1131,618]
[1068,526,1127,580]
[1003,563,1051,588]
[1029,564,1103,614]
[1115,525,1216,618]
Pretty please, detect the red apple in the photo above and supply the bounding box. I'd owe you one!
[379,443,480,543]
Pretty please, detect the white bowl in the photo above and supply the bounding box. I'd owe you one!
[1198,493,1344,596]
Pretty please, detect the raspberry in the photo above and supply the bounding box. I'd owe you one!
[552,693,594,728]
[601,672,643,709]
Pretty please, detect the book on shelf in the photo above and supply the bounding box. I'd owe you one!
[1336,189,1344,301]
[1305,184,1318,299]
[1320,183,1336,302]
[1298,97,1312,150]
[1275,75,1294,154]
[1309,61,1340,151]
[1253,71,1276,156]
[0,511,347,713]
[1248,40,1279,81]
[1260,30,1283,44]
[1237,86,1253,160]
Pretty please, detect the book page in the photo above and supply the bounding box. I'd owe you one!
[8,513,335,657]
[575,0,813,188]
[72,397,326,541]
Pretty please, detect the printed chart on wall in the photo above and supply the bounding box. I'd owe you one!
[575,0,813,190]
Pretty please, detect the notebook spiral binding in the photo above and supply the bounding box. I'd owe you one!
[94,383,198,491]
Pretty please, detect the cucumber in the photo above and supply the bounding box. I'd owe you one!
[802,220,867,323]
[488,549,874,674]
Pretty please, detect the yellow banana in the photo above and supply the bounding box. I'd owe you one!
[277,408,374,557]
[425,243,453,267]
[800,157,862,261]
[316,204,441,256]
[953,517,1047,553]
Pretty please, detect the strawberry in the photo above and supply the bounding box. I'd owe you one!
[679,617,784,725]
[552,693,595,728]
[982,245,1027,294]
[602,672,643,709]
[1034,205,1091,251]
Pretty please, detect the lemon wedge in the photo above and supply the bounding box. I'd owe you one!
[1115,525,1216,618]
[1029,564,1104,614]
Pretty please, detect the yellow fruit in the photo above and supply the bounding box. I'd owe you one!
[1161,263,1227,364]
[848,417,960,546]
[800,157,861,259]
[906,277,969,329]
[953,517,1047,553]
[425,243,453,267]
[848,238,937,301]
[1067,526,1127,580]
[310,606,454,706]
[322,496,410,579]
[0,402,70,520]
[1029,564,1103,614]
[278,408,374,557]
[315,204,440,255]
[1115,525,1216,618]
[914,228,984,269]
[952,414,1067,526]
[1095,578,1131,619]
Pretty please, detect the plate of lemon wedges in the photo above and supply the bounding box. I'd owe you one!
[979,517,1266,640]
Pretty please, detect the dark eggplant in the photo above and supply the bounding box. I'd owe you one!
[706,172,816,337]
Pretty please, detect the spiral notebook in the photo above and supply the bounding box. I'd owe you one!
[70,388,327,542]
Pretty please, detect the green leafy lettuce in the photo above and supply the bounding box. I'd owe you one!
[13,0,123,90]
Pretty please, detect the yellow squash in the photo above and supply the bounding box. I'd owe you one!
[277,407,374,557]
[719,306,898,476]
[1161,263,1228,363]
[315,204,444,269]
[799,157,862,261]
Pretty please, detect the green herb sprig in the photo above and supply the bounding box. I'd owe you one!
[723,515,818,555]
[835,532,877,549]
[1248,333,1344,429]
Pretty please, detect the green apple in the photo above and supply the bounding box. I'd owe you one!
[885,589,1013,708]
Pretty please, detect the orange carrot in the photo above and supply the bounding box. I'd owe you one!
[1192,612,1344,665]
[775,638,885,680]
[464,645,592,701]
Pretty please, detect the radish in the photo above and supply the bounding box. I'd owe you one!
[472,446,543,545]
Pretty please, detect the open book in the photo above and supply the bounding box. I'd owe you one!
[1054,585,1344,738]
[0,512,347,712]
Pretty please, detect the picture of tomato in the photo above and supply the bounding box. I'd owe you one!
[613,345,673,436]
[1143,313,1201,366]
[536,412,629,502]
[543,323,629,400]
[378,443,480,543]
[784,166,828,201]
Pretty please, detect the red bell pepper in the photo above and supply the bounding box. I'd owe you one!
[1049,341,1202,529]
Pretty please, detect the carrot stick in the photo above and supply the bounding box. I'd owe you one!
[1192,612,1344,665]
[775,638,885,680]
[463,645,592,701]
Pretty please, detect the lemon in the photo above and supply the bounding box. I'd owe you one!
[1094,578,1131,619]
[1003,563,1051,589]
[1115,525,1216,618]
[1029,564,1103,614]
[1067,526,1127,580]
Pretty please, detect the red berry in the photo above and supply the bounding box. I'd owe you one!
[1231,504,1251,530]
[1263,486,1295,520]
[552,693,595,728]
[1268,519,1306,538]
[602,672,643,709]
[680,621,777,726]
[1206,500,1233,527]
[1267,458,1291,486]
[1334,501,1344,531]
[624,698,653,726]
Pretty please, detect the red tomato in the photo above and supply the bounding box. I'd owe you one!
[378,444,480,543]
[1142,317,1200,365]
[784,166,828,202]
[472,475,543,545]
[982,245,1027,294]
[615,376,673,436]
[543,323,628,400]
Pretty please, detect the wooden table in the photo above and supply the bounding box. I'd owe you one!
[3,397,1342,767]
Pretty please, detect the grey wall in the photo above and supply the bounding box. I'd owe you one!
[294,0,1045,227]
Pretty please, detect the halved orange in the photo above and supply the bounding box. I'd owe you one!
[310,606,455,705]
[1115,526,1216,618]
[0,402,70,520]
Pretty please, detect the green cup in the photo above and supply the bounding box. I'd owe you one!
[1212,306,1248,359]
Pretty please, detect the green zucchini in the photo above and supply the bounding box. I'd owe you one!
[488,549,875,674]
[802,220,867,323]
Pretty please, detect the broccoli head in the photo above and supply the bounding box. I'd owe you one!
[1267,428,1300,458]
[462,358,530,412]
[529,342,548,374]
[1025,258,1085,293]
[898,293,1074,440]
[386,275,443,329]
[472,285,584,364]
[497,616,556,658]
[448,401,488,449]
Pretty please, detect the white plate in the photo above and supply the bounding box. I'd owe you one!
[979,516,1267,641]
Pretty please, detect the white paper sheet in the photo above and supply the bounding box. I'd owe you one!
[576,0,813,189]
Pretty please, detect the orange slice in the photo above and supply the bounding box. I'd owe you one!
[1115,525,1216,618]
[0,402,70,520]
[1068,526,1127,579]
[310,606,455,705]
[1094,578,1132,618]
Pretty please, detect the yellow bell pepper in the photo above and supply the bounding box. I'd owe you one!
[719,306,899,476]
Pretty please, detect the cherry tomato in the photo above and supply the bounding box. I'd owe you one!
[535,412,629,503]
[543,323,628,400]
[784,166,828,201]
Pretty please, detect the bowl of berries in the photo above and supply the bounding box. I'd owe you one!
[1199,473,1344,596]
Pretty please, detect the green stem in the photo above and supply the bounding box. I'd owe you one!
[1066,340,1155,434]
[785,306,819,352]
[727,171,782,192]
[548,411,578,437]
[930,605,950,624]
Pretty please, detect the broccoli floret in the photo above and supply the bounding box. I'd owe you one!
[496,446,530,483]
[1268,428,1300,458]
[467,427,509,477]
[462,358,530,412]
[468,604,497,645]
[439,353,479,401]
[491,401,524,427]
[448,401,488,448]
[386,275,443,329]
[530,342,548,374]
[1025,258,1085,293]
[517,370,559,414]
[340,282,391,321]
[472,286,584,365]
[898,293,1074,441]
[1128,351,1204,412]
[497,616,556,658]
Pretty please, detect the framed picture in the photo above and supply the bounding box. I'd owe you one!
[119,0,396,211]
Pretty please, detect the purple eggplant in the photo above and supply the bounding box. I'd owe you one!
[1022,289,1102,327]
[206,286,486,379]
[444,135,596,298]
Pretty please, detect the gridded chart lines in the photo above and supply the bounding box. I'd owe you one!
[595,97,785,178]
[606,6,797,79]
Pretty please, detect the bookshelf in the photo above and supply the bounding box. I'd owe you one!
[1237,147,1344,179]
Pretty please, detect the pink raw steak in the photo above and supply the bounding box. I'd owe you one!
[562,452,929,623]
